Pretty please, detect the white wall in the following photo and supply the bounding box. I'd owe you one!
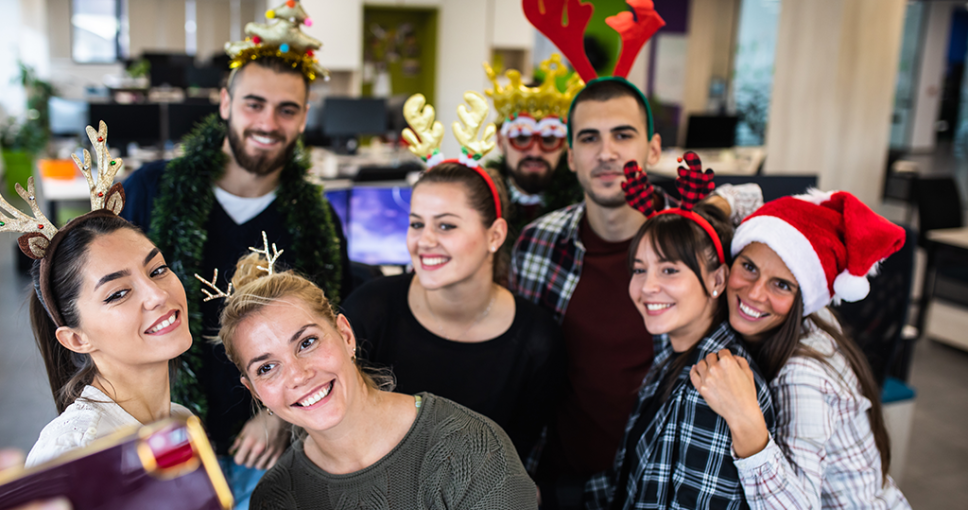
[910,1,956,152]
[765,0,907,205]
[303,0,363,70]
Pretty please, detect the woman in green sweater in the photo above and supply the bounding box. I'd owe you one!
[212,249,538,510]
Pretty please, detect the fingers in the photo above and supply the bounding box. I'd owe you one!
[689,365,703,391]
[736,356,756,385]
[0,449,25,470]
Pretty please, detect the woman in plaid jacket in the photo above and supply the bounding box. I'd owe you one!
[689,191,910,509]
[585,200,775,510]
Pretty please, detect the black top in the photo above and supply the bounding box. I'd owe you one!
[121,159,354,453]
[342,273,566,464]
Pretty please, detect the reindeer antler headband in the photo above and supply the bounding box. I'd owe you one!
[193,231,286,302]
[622,152,724,264]
[401,91,502,219]
[0,121,127,326]
[524,0,666,143]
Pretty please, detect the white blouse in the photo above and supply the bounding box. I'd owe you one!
[26,385,193,468]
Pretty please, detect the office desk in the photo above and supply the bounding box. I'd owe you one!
[917,227,968,345]
[650,146,765,177]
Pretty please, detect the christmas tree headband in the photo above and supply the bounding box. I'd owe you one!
[225,0,329,82]
[623,152,724,264]
[523,0,666,144]
[483,53,584,141]
[0,121,127,326]
[402,92,502,219]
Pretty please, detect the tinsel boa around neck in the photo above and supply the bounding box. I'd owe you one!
[147,114,342,418]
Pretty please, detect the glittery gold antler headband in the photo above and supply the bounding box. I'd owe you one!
[193,231,285,303]
[0,120,125,260]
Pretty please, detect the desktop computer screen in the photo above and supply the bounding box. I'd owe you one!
[323,188,350,235]
[88,103,162,150]
[321,98,388,137]
[346,185,412,266]
[685,115,739,149]
[168,102,221,141]
[49,97,89,136]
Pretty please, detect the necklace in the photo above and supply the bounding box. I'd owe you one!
[424,286,497,341]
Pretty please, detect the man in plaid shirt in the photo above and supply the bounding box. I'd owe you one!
[510,78,664,499]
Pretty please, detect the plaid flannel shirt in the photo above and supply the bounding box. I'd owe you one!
[509,203,586,323]
[585,321,776,510]
[733,313,911,510]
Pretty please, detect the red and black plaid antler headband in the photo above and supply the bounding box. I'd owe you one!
[523,0,665,82]
[622,152,724,264]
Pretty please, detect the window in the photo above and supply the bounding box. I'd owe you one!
[71,0,124,63]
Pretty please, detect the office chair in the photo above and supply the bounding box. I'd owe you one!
[834,225,917,387]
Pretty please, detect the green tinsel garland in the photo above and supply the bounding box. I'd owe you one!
[148,114,342,418]
[487,154,584,235]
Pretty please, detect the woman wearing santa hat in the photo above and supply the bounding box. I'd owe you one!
[688,189,911,509]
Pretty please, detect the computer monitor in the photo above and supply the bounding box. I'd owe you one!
[323,188,350,235]
[168,102,221,141]
[685,115,739,149]
[321,98,388,137]
[49,97,89,136]
[88,103,162,153]
[143,52,195,88]
[347,185,412,265]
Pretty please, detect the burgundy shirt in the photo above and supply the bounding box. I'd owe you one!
[550,215,654,476]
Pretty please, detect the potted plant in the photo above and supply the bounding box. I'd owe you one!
[2,63,54,208]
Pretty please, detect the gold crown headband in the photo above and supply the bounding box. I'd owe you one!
[225,0,329,82]
[484,54,584,123]
[194,231,284,302]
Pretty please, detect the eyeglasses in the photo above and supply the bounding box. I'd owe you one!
[508,133,566,152]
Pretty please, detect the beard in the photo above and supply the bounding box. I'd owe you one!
[577,163,628,208]
[226,116,297,176]
[509,155,560,195]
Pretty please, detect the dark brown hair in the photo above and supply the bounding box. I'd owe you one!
[29,215,145,413]
[747,288,892,482]
[628,202,733,401]
[412,162,511,286]
[568,79,650,144]
[226,57,310,100]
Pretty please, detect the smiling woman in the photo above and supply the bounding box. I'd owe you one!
[25,215,194,467]
[217,249,538,510]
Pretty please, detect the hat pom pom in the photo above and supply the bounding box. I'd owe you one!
[833,270,870,302]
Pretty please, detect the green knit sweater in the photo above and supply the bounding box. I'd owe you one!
[250,393,538,509]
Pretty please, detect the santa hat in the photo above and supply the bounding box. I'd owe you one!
[731,189,905,316]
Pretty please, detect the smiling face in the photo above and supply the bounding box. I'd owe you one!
[64,228,191,368]
[220,63,309,176]
[234,298,362,433]
[406,182,505,290]
[568,95,660,208]
[727,242,799,342]
[628,233,726,350]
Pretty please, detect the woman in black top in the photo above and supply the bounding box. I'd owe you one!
[343,162,565,467]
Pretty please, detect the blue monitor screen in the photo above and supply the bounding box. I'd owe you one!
[347,186,412,265]
[323,188,350,235]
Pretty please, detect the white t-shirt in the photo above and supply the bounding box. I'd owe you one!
[25,385,194,468]
[213,185,278,225]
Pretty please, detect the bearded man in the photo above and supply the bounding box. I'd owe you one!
[484,55,583,235]
[121,3,350,508]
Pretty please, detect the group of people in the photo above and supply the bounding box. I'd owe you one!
[2,1,913,509]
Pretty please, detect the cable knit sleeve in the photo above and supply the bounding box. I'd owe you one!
[711,183,764,226]
[419,400,539,510]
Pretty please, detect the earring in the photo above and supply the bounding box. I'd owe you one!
[267,408,273,416]
[712,290,718,297]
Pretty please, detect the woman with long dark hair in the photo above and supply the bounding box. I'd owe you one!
[342,94,564,468]
[2,124,194,467]
[585,157,775,509]
[689,190,911,508]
